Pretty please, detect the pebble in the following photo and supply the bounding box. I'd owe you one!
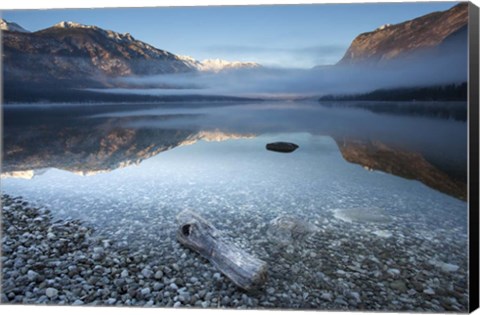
[320,292,333,301]
[153,282,164,291]
[142,268,153,279]
[334,297,348,306]
[27,270,39,282]
[154,271,164,280]
[0,193,470,312]
[189,276,198,283]
[387,269,401,277]
[45,288,58,298]
[424,288,436,295]
[390,280,407,293]
[93,247,104,255]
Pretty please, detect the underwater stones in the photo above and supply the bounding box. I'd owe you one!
[266,142,299,153]
[27,270,39,282]
[267,215,318,246]
[141,268,153,279]
[372,230,393,238]
[390,280,407,293]
[387,268,401,276]
[428,260,459,273]
[0,190,469,311]
[154,270,164,280]
[440,263,459,273]
[333,207,391,224]
[45,287,58,298]
[320,292,333,301]
[423,288,436,295]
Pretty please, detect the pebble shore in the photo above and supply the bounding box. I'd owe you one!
[1,194,469,311]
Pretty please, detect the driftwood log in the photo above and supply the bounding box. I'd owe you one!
[176,210,267,291]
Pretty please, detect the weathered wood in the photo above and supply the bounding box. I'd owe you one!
[266,142,299,153]
[176,210,267,291]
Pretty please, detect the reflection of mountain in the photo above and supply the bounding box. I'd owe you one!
[1,115,255,177]
[333,137,466,200]
[0,169,47,180]
[318,99,467,120]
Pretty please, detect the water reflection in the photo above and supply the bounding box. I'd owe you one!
[2,101,467,199]
[1,101,469,311]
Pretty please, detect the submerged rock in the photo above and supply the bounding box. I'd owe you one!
[46,287,58,298]
[266,142,299,153]
[267,215,318,246]
[390,280,407,293]
[429,260,460,273]
[333,207,391,224]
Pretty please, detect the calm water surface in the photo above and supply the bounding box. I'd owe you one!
[1,101,469,310]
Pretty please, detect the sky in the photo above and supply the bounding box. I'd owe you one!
[1,1,460,68]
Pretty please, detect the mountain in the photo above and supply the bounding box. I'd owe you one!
[2,21,195,88]
[337,3,468,66]
[0,18,30,33]
[178,55,261,72]
[197,59,261,72]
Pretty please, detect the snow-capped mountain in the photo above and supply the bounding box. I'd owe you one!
[177,55,204,69]
[0,18,30,32]
[178,55,261,72]
[199,59,261,72]
[2,20,195,87]
[2,19,261,91]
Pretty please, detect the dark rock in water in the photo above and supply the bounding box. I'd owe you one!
[266,142,299,153]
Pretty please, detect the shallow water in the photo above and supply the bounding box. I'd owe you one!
[1,101,469,310]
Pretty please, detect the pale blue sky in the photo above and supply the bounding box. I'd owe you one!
[1,2,459,68]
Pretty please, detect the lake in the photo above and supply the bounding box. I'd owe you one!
[1,101,469,311]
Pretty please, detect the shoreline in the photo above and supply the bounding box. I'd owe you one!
[1,194,469,311]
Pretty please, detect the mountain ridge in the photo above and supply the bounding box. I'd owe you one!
[2,19,195,86]
[177,55,262,72]
[337,2,468,65]
[0,18,30,32]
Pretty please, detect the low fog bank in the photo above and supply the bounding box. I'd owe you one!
[100,48,467,99]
